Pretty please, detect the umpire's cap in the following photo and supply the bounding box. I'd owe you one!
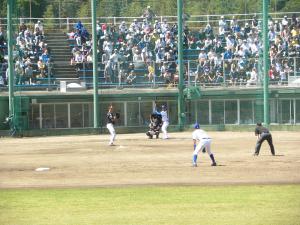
[256,122,262,126]
[194,123,200,129]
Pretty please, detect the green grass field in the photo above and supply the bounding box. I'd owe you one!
[1,185,300,225]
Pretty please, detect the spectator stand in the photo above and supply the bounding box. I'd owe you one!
[0,12,299,91]
[0,20,57,91]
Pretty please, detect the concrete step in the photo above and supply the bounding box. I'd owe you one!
[46,32,66,36]
[47,39,68,42]
[51,54,71,57]
[53,67,74,71]
[46,29,78,79]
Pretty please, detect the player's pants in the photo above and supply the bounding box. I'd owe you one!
[162,121,169,139]
[106,123,116,144]
[193,138,212,156]
[255,133,275,155]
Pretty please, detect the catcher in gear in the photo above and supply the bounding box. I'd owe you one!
[146,112,162,139]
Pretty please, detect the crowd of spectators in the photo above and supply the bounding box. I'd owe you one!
[0,20,51,86]
[1,9,299,88]
[66,8,299,87]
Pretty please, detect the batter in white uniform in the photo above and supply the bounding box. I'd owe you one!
[160,105,169,139]
[192,123,217,167]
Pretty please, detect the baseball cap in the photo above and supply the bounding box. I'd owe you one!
[194,123,200,129]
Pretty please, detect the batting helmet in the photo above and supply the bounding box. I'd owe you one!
[194,123,200,129]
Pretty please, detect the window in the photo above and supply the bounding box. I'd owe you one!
[197,100,209,125]
[211,101,224,124]
[83,103,93,127]
[70,104,83,128]
[279,100,293,124]
[296,100,300,124]
[225,100,237,124]
[42,104,55,128]
[29,104,40,129]
[167,101,178,124]
[140,101,153,126]
[127,102,140,126]
[240,100,253,124]
[55,104,68,128]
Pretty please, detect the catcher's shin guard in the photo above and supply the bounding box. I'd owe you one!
[146,131,153,139]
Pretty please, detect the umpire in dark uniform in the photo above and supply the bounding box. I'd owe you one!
[254,122,275,156]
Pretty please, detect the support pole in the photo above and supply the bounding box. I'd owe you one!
[177,0,185,130]
[7,0,14,118]
[263,0,270,125]
[91,0,99,128]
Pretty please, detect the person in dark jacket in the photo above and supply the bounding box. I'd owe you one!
[253,122,275,156]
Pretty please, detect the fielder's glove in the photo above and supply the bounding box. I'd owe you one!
[115,113,120,119]
[202,148,206,153]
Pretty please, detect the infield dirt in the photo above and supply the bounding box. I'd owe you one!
[0,131,299,188]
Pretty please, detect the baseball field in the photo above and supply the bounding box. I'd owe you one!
[0,131,300,224]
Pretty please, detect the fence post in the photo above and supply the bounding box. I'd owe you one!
[294,57,296,76]
[67,17,70,32]
[187,60,191,87]
[117,62,121,89]
[153,61,156,88]
[223,61,226,87]
[222,59,226,86]
[48,63,51,89]
[83,62,86,82]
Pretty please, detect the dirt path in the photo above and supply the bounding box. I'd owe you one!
[0,131,299,188]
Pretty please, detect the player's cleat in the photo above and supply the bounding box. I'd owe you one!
[192,163,197,167]
[108,143,115,146]
[211,162,217,166]
[253,153,259,156]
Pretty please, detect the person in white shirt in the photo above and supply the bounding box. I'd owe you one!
[246,68,258,86]
[34,20,44,35]
[192,123,217,167]
[154,103,169,139]
[160,105,169,139]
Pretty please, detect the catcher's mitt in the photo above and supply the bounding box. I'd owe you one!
[115,112,120,119]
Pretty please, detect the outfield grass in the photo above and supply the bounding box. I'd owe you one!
[0,185,300,225]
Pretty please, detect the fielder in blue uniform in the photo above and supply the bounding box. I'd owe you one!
[192,123,217,167]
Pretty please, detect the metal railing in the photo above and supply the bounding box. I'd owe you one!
[1,55,300,91]
[0,12,299,31]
